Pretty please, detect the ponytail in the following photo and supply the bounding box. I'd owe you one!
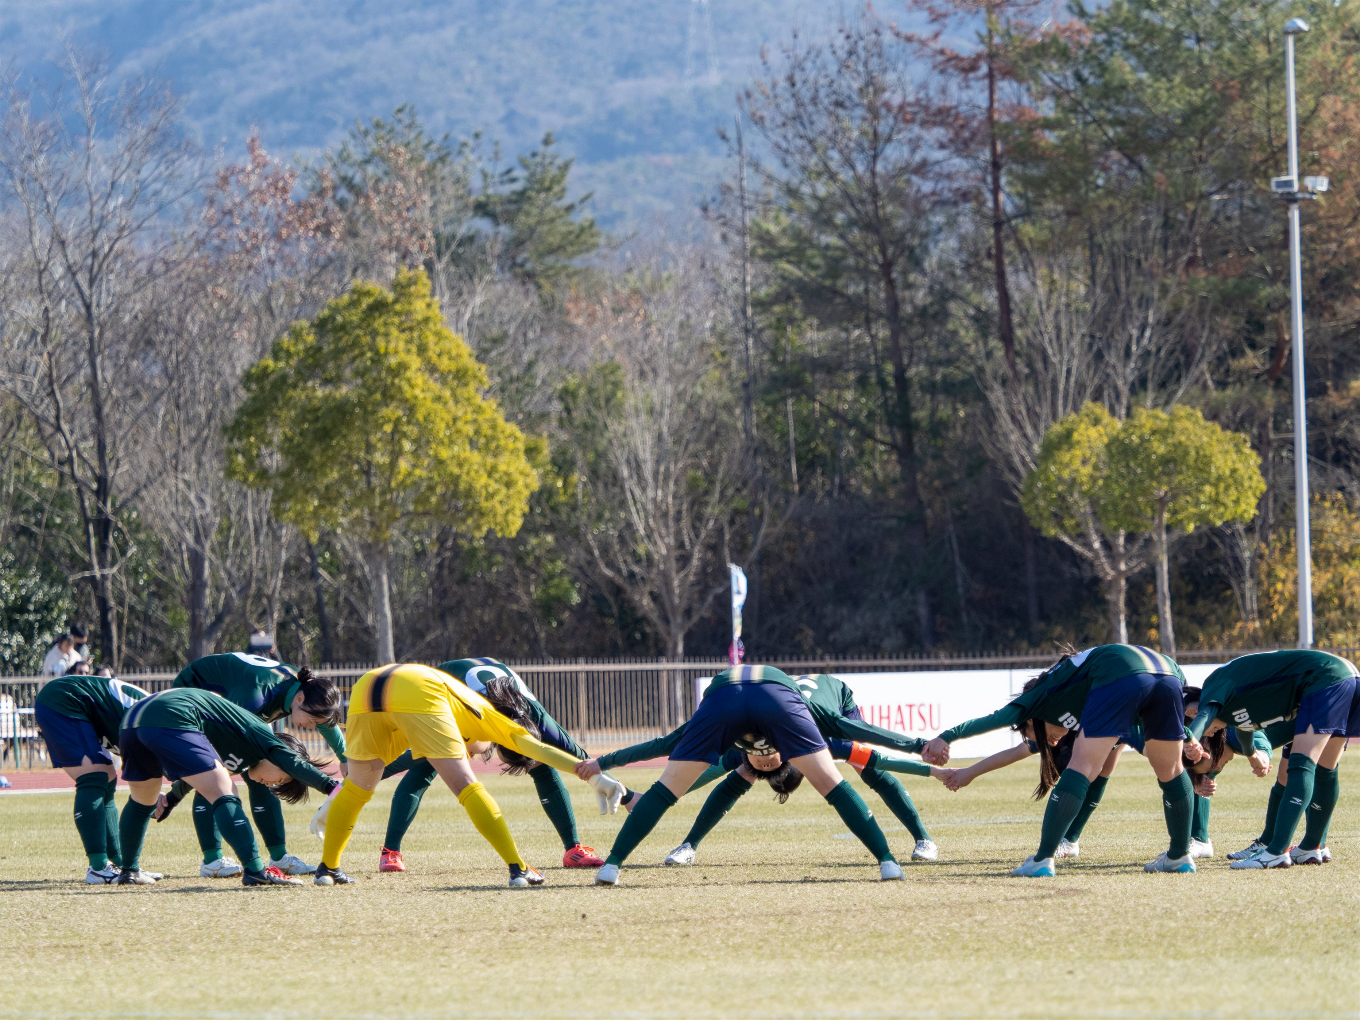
[295,667,341,726]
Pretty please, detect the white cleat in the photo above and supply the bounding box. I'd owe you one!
[1011,855,1056,877]
[880,860,904,881]
[1230,848,1291,869]
[1056,838,1080,859]
[1144,852,1196,873]
[269,853,317,876]
[1188,838,1214,859]
[1289,845,1329,865]
[664,842,696,866]
[85,864,120,885]
[200,857,243,879]
[1226,840,1266,861]
[910,839,938,862]
[594,863,620,886]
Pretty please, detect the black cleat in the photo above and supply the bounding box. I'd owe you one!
[243,865,304,887]
[313,863,355,886]
[115,868,156,886]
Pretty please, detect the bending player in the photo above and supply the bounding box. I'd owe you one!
[308,662,625,888]
[581,670,941,865]
[116,687,339,887]
[1187,649,1358,869]
[584,664,907,886]
[375,658,619,872]
[32,670,155,883]
[922,644,1199,877]
[172,650,346,877]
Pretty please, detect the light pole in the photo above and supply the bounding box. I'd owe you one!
[1273,17,1327,648]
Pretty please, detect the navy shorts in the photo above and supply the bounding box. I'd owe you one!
[119,726,222,783]
[34,704,113,769]
[671,681,827,765]
[1295,678,1360,737]
[1081,673,1185,742]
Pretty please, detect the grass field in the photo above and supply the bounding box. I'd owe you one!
[3,754,1359,1020]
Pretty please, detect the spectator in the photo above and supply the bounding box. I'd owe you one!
[94,665,115,678]
[69,624,89,663]
[65,659,93,676]
[247,630,277,658]
[41,633,81,678]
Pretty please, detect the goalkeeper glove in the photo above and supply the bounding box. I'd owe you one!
[587,771,625,814]
[309,782,342,839]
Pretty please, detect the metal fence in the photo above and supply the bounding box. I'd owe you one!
[4,648,1356,770]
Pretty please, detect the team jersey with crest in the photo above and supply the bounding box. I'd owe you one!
[34,674,151,749]
[174,652,346,760]
[597,671,925,770]
[939,645,1185,742]
[1189,650,1358,742]
[122,687,335,792]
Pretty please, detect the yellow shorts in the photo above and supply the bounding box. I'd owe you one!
[345,711,466,765]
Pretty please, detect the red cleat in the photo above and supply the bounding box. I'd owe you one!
[379,846,406,872]
[562,844,605,868]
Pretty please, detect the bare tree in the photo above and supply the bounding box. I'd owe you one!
[566,251,748,660]
[0,56,198,666]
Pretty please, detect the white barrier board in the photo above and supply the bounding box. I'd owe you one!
[698,663,1224,761]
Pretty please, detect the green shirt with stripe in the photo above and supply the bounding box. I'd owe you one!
[123,687,336,793]
[173,652,347,761]
[35,675,151,750]
[1189,650,1358,742]
[939,645,1185,743]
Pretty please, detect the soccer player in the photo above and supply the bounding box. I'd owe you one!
[922,644,1198,877]
[581,664,908,886]
[374,658,615,873]
[33,671,154,883]
[582,671,941,866]
[172,651,345,877]
[308,662,625,888]
[1186,649,1358,869]
[116,687,340,887]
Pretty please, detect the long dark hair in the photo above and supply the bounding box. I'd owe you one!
[1015,662,1075,801]
[481,674,543,775]
[269,732,334,804]
[744,755,803,803]
[1182,687,1228,771]
[295,667,341,726]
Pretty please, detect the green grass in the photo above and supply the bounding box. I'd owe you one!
[3,755,1359,1019]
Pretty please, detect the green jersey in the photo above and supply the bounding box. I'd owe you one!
[123,687,336,793]
[597,671,925,770]
[1190,650,1358,742]
[174,652,346,761]
[436,658,586,759]
[34,674,151,749]
[940,644,1185,742]
[705,664,806,699]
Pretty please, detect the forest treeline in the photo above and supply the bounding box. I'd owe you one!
[1,0,1359,672]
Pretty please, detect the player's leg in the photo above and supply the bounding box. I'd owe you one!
[1060,744,1121,857]
[856,763,933,858]
[318,755,382,881]
[1231,747,1289,859]
[789,747,900,878]
[191,792,242,877]
[381,756,437,871]
[528,763,603,867]
[118,777,165,884]
[1295,734,1346,862]
[427,755,541,887]
[245,775,311,874]
[33,704,120,882]
[669,767,756,864]
[599,758,710,883]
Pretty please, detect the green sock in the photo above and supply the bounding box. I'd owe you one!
[858,767,929,841]
[1191,792,1212,844]
[1267,754,1317,855]
[825,780,894,863]
[683,771,753,848]
[1159,771,1194,860]
[1299,764,1338,851]
[73,773,110,868]
[1062,774,1107,843]
[1258,781,1285,845]
[384,757,438,851]
[245,775,288,861]
[213,795,265,873]
[118,799,156,871]
[530,765,581,850]
[192,792,224,863]
[381,750,417,781]
[104,777,123,868]
[606,782,678,866]
[1036,770,1090,860]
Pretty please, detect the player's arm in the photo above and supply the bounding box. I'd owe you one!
[317,722,347,763]
[922,704,1026,763]
[154,779,192,821]
[594,725,687,772]
[264,741,339,795]
[940,741,1035,791]
[830,715,927,755]
[844,741,937,777]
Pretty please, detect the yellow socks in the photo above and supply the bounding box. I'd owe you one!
[458,782,524,867]
[321,779,374,869]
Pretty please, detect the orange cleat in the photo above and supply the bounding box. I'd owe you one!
[562,843,606,868]
[379,846,406,872]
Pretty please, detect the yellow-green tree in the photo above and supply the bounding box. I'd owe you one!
[1260,495,1360,647]
[1103,407,1263,656]
[226,269,537,662]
